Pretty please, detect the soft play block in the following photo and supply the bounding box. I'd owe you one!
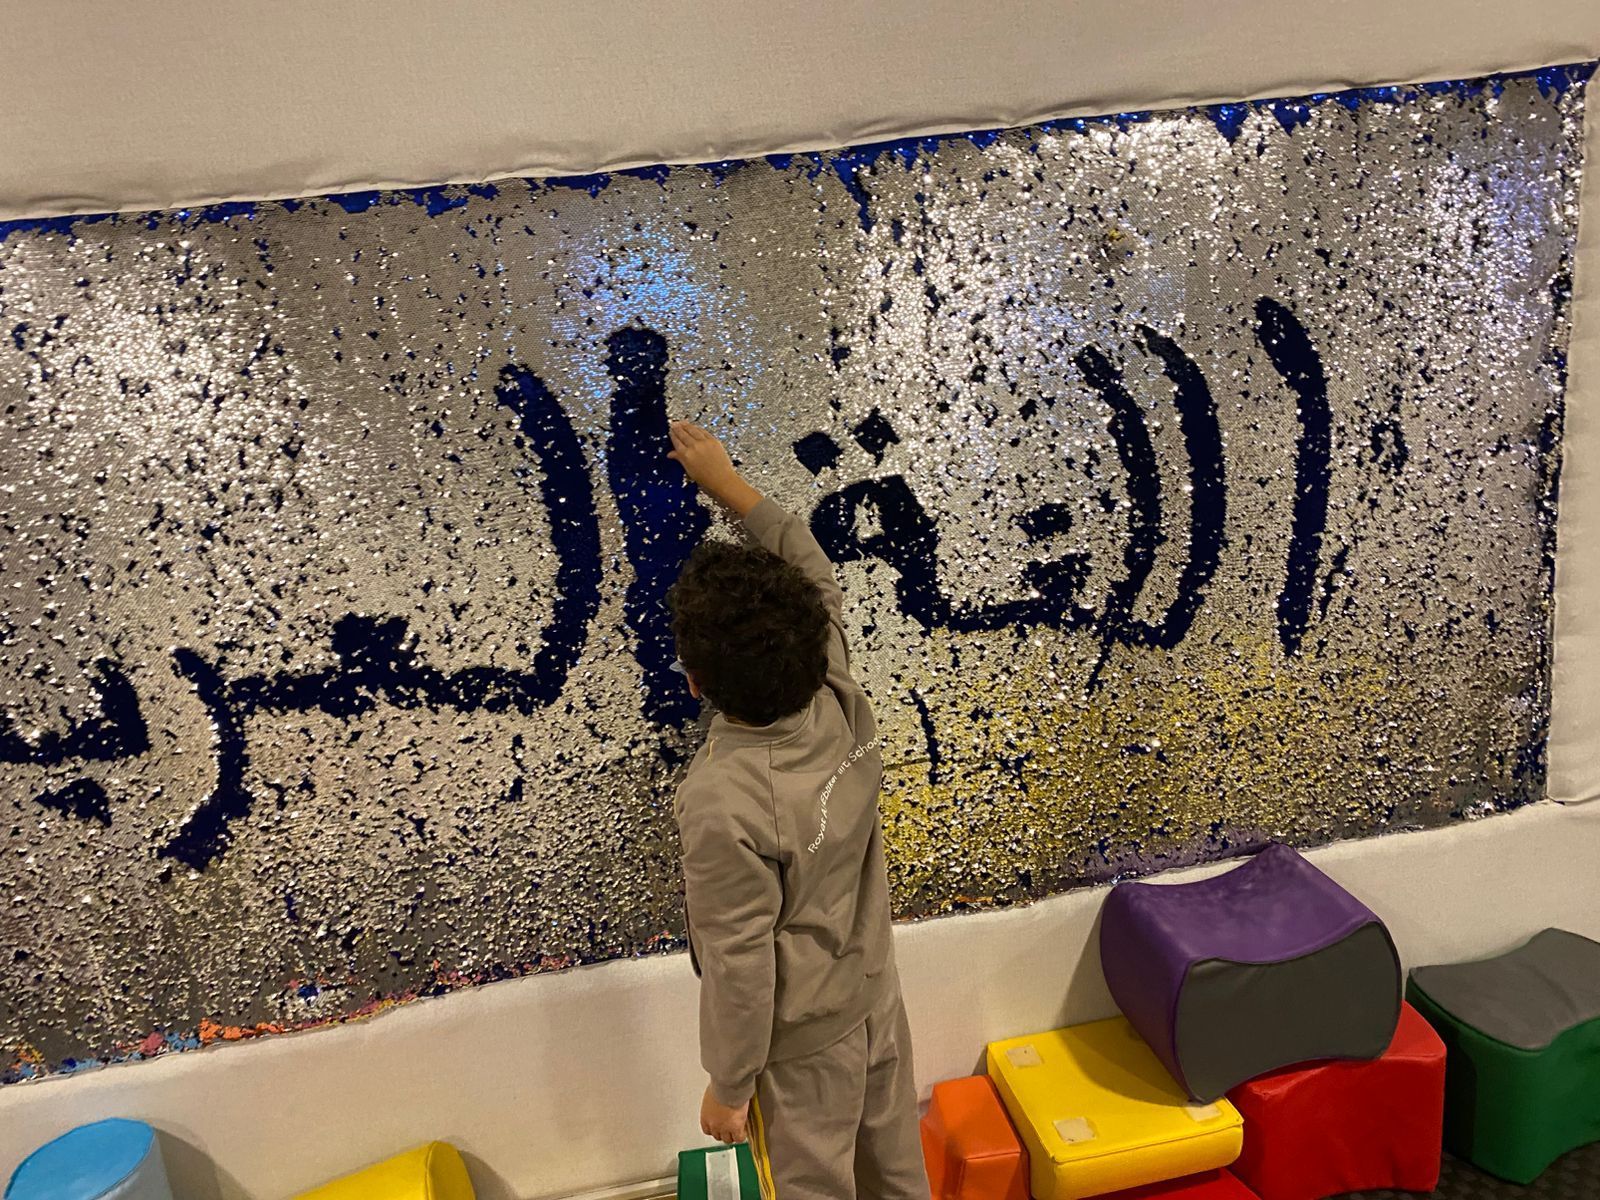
[294,1143,473,1200]
[676,1144,760,1200]
[1100,842,1401,1101]
[1096,1170,1260,1199]
[986,1017,1243,1200]
[1408,927,1600,1184]
[6,1120,173,1200]
[920,1075,1029,1200]
[1225,1000,1444,1200]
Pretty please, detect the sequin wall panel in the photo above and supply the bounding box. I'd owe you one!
[0,67,1591,1080]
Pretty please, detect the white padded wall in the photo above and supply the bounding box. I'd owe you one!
[1,2,1598,1196]
[0,0,1596,222]
[1553,95,1600,802]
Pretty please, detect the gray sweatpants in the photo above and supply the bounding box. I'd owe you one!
[749,982,930,1200]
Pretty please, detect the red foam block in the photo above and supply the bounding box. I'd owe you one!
[920,1076,1029,1200]
[1226,1000,1446,1200]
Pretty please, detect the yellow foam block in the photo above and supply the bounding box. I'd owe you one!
[986,1017,1242,1200]
[294,1143,474,1200]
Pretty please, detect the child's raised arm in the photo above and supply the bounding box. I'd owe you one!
[667,421,844,622]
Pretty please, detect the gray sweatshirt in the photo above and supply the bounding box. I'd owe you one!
[675,497,895,1107]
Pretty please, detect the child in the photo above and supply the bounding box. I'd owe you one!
[666,420,930,1200]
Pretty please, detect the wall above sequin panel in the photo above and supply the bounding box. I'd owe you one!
[0,65,1590,1082]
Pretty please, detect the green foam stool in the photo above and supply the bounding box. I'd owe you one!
[1408,927,1600,1184]
[676,1144,760,1200]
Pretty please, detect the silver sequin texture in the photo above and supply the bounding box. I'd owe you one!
[0,70,1589,1078]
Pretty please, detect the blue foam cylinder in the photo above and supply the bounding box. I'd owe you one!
[6,1120,173,1200]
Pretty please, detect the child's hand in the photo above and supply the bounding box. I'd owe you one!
[701,1084,751,1144]
[669,421,764,517]
[668,421,740,490]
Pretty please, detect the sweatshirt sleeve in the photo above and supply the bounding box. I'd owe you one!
[680,791,783,1107]
[743,496,850,670]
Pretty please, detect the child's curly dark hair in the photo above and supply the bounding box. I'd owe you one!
[668,540,830,725]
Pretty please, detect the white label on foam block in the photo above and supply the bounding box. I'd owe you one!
[1185,1102,1222,1122]
[1005,1044,1043,1068]
[706,1147,741,1200]
[1053,1117,1097,1144]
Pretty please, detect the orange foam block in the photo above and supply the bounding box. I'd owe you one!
[921,1076,1030,1200]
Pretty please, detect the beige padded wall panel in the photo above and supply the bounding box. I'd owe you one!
[1,802,1597,1199]
[2,4,1599,1195]
[0,0,1596,221]
[1553,107,1600,803]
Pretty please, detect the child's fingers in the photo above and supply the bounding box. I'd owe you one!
[671,420,726,456]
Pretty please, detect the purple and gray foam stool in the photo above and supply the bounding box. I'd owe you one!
[1099,841,1402,1101]
[6,1120,173,1200]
